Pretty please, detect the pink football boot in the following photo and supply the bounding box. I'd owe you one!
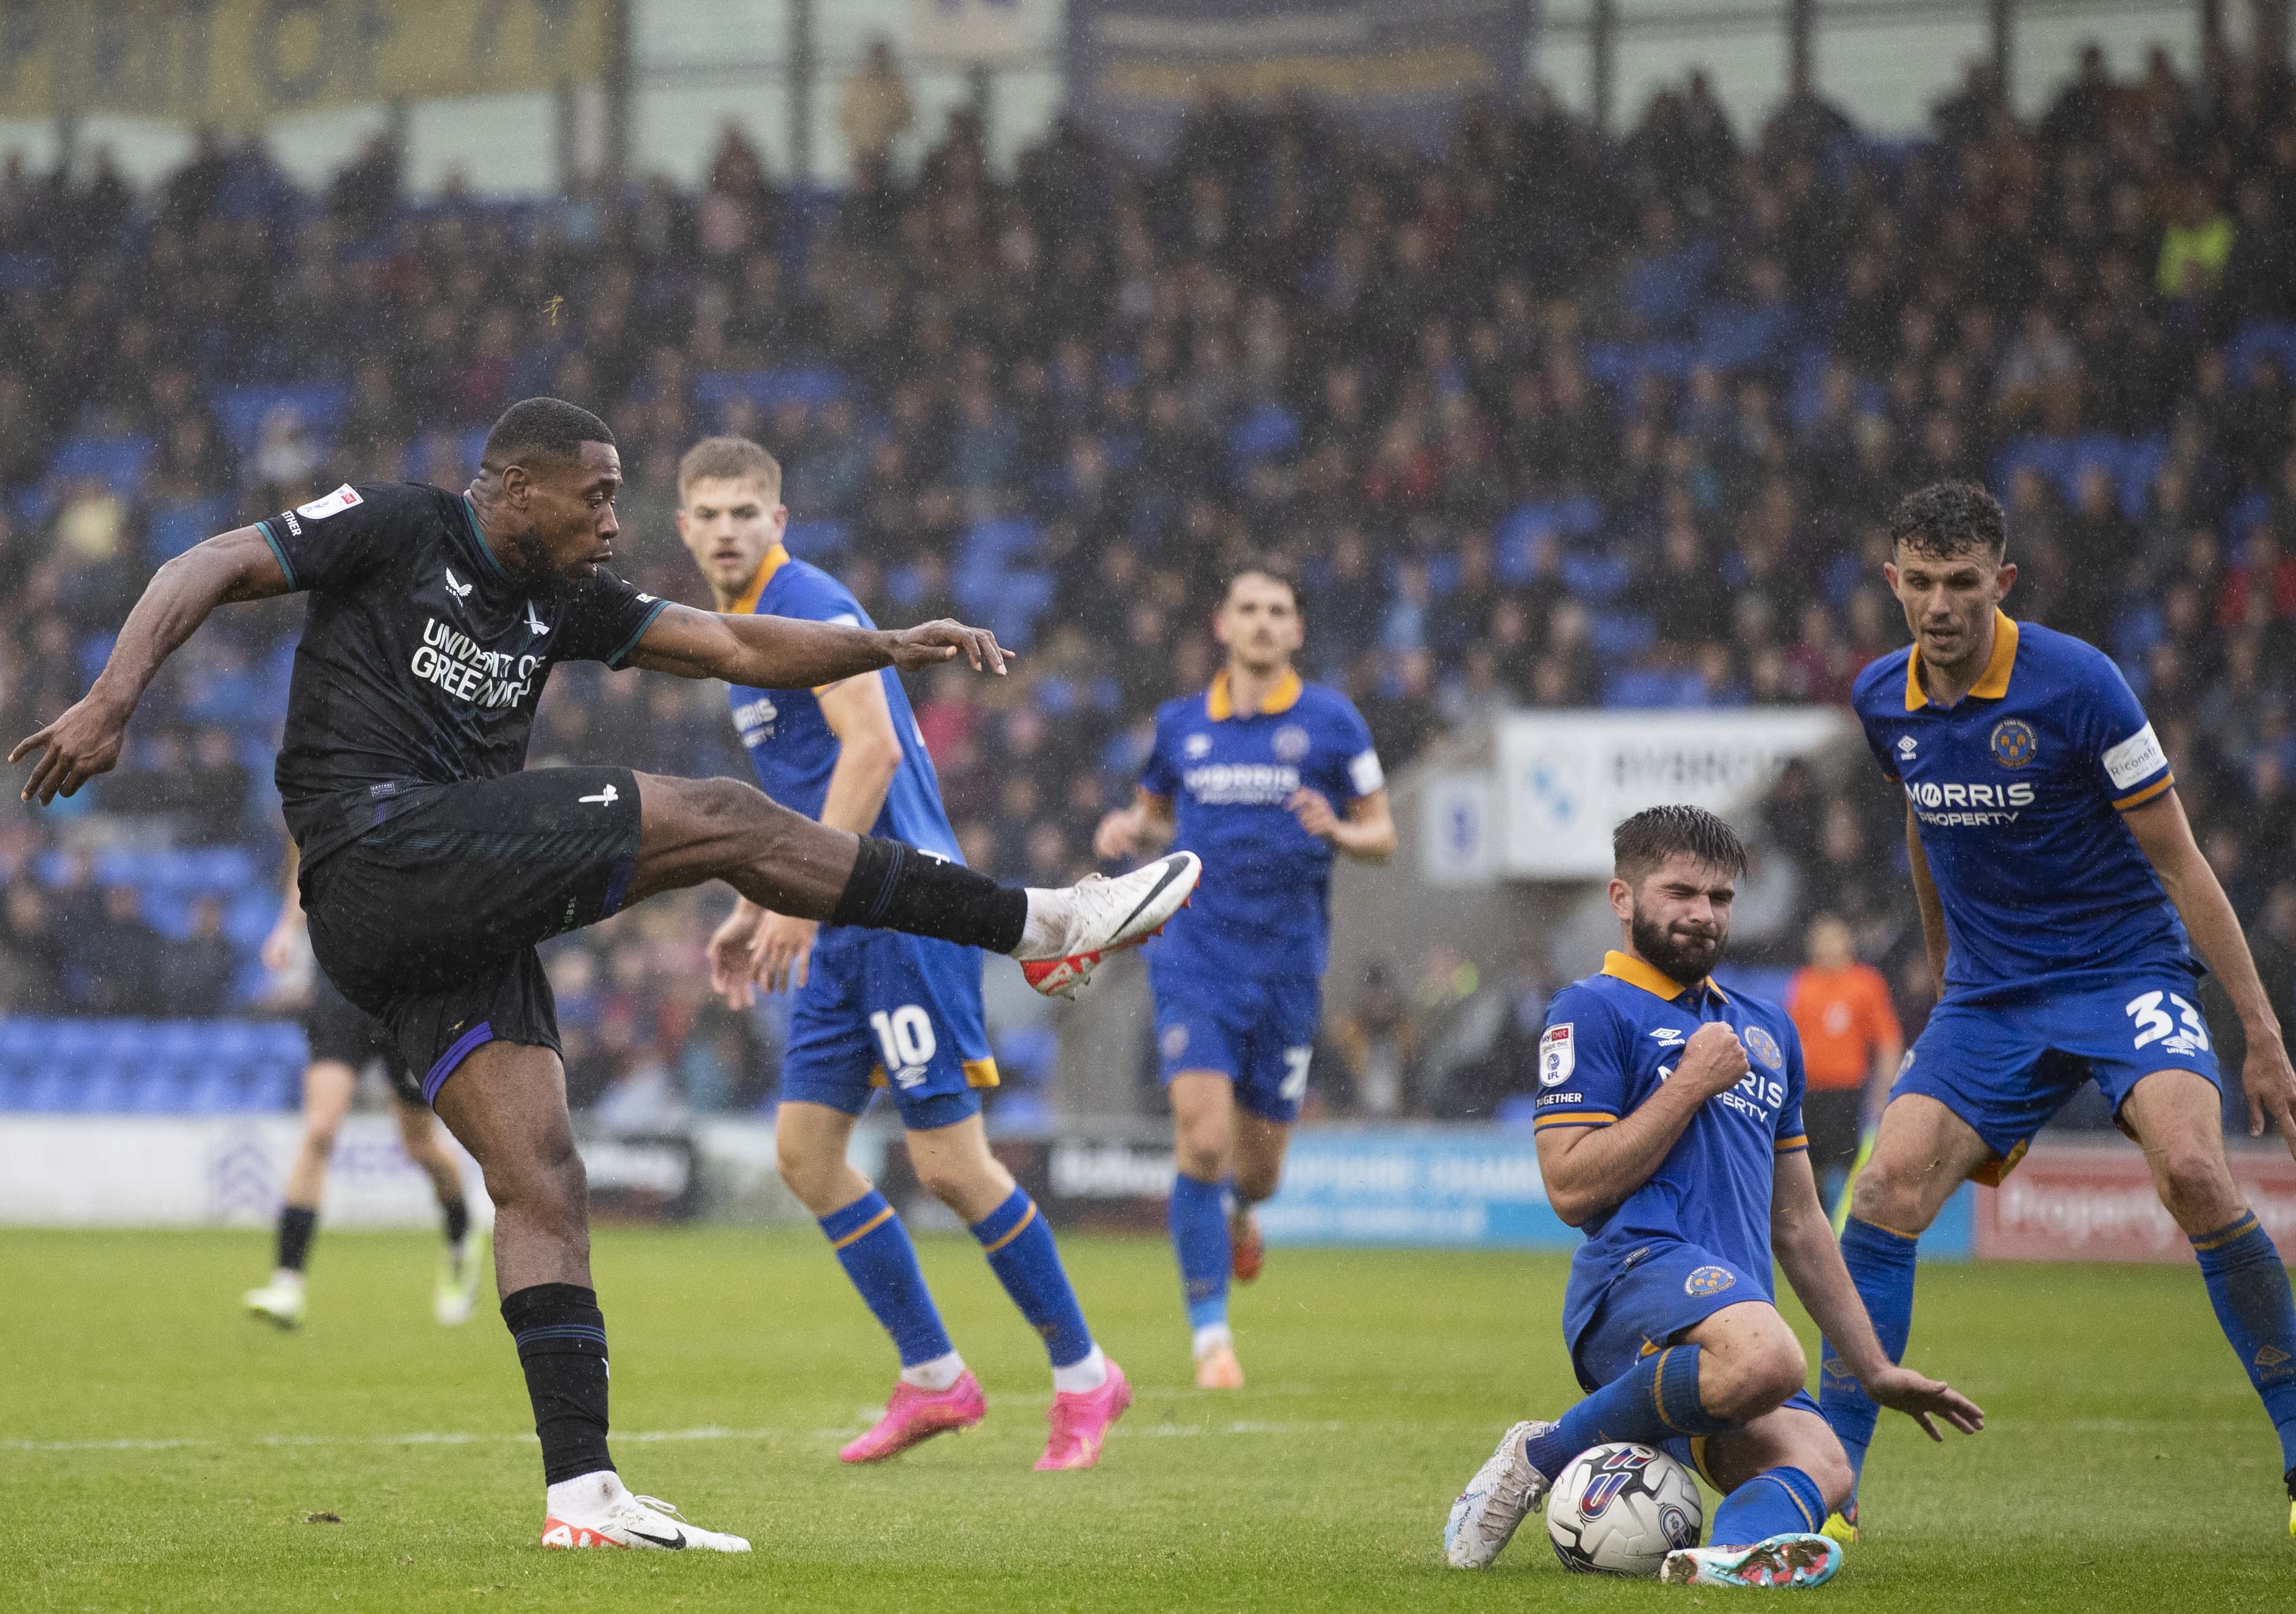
[1034,1359,1134,1471]
[838,1372,987,1463]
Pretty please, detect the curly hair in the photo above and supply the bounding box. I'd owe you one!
[1612,805,1749,885]
[1890,480,2007,561]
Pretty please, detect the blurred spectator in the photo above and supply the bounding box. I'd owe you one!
[1330,961,1421,1118]
[839,38,915,182]
[156,896,240,1017]
[1785,914,1905,1212]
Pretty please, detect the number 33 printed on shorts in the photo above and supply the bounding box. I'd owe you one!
[2125,990,2210,1060]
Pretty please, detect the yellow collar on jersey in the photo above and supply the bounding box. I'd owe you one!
[1602,949,1727,1004]
[1206,667,1303,721]
[728,544,791,617]
[1905,609,2019,711]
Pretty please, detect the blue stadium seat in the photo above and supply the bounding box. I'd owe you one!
[23,1067,75,1113]
[43,433,156,491]
[208,382,351,454]
[960,517,1044,572]
[147,495,239,563]
[1559,551,1632,603]
[1228,404,1301,465]
[184,1070,242,1114]
[1588,611,1656,662]
[694,368,852,419]
[241,1065,296,1111]
[783,518,850,561]
[953,568,1055,652]
[0,1019,47,1061]
[995,1025,1060,1089]
[2225,321,2296,388]
[0,1069,33,1110]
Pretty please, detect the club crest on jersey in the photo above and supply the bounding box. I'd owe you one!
[1273,724,1312,763]
[1685,1266,1737,1298]
[1989,719,2038,769]
[1741,1025,1783,1070]
[1539,1023,1576,1086]
[1162,1024,1191,1061]
[1184,733,1213,760]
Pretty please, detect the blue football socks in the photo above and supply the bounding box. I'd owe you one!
[818,1189,954,1368]
[971,1187,1094,1369]
[2191,1209,2296,1476]
[1820,1216,1919,1490]
[1710,1465,1828,1547]
[1170,1172,1232,1331]
[1522,1344,1731,1479]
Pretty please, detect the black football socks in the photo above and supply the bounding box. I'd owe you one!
[830,835,1026,955]
[275,1205,318,1272]
[502,1283,616,1484]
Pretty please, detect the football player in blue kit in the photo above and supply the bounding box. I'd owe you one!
[1094,570,1395,1388]
[1443,807,1982,1589]
[675,437,1132,1471]
[1822,482,2296,1541]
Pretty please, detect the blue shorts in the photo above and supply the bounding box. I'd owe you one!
[1894,968,2221,1182]
[779,927,997,1132]
[1150,961,1321,1125]
[1569,1239,1817,1485]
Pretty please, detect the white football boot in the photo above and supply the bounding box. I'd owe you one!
[1661,1533,1842,1588]
[540,1473,750,1552]
[244,1272,307,1331]
[1443,1419,1557,1569]
[1018,852,1202,998]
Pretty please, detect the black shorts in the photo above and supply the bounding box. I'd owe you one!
[304,970,424,1107]
[302,766,643,1107]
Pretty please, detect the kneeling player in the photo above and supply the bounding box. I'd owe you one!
[680,437,1127,1470]
[244,845,485,1329]
[1443,807,1980,1588]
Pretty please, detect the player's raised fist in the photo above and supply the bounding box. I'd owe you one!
[1673,1022,1751,1097]
[888,619,1009,675]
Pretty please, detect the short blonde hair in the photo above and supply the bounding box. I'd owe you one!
[678,436,782,504]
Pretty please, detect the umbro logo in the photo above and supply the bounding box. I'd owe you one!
[1898,736,1918,758]
[444,567,473,601]
[1648,1028,1685,1047]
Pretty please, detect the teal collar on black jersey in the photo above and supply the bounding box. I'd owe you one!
[1602,949,1727,1005]
[1904,610,2018,711]
[457,494,509,583]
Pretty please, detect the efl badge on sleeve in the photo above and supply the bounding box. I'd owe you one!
[1539,1023,1576,1087]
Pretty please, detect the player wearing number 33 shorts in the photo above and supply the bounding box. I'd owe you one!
[1094,572,1397,1388]
[1821,482,2296,1544]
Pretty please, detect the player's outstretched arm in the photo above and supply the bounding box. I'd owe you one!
[2124,790,2296,1156]
[1771,1148,1984,1440]
[11,526,288,804]
[1535,1023,1749,1225]
[1288,785,1397,862]
[625,602,1008,689]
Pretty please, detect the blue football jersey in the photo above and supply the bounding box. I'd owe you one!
[1851,611,2189,995]
[1539,952,1809,1353]
[724,545,962,864]
[1139,670,1383,981]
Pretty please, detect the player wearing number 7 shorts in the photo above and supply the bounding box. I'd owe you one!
[1821,482,2296,1541]
[675,437,1129,1471]
[1094,570,1396,1388]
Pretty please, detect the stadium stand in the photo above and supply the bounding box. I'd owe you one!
[4,45,2295,1122]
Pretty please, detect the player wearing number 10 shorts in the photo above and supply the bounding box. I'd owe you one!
[1822,482,2296,1541]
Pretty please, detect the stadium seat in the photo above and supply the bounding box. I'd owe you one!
[1588,611,1657,662]
[783,518,850,560]
[959,517,1043,573]
[208,383,351,454]
[1228,404,1301,465]
[43,433,156,491]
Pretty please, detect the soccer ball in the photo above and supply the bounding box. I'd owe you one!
[1546,1442,1703,1576]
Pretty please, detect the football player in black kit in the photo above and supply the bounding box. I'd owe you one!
[13,397,1200,1552]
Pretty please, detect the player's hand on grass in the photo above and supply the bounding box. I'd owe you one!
[1286,787,1341,842]
[708,906,766,1010]
[1672,1022,1751,1100]
[11,690,131,805]
[1863,1363,1985,1441]
[751,911,819,995]
[2240,1029,2296,1157]
[889,619,1009,675]
[1093,808,1141,860]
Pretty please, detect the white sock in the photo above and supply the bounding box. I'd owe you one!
[900,1350,967,1392]
[269,1269,305,1293]
[545,1468,628,1523]
[1019,888,1068,954]
[1191,1323,1233,1361]
[1052,1343,1109,1395]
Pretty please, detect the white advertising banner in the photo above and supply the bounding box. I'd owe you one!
[1495,708,1853,878]
[908,0,1047,64]
[0,1116,490,1228]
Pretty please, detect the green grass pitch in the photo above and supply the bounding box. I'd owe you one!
[3,1227,2289,1611]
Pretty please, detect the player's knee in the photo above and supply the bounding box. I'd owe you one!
[774,1135,839,1205]
[1846,1161,1932,1236]
[1174,1126,1231,1183]
[1232,1156,1282,1204]
[301,1117,342,1158]
[490,1129,586,1227]
[2152,1141,2239,1227]
[1705,1331,1806,1422]
[911,1149,989,1211]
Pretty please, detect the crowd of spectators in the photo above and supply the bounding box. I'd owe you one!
[5,37,2296,1121]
